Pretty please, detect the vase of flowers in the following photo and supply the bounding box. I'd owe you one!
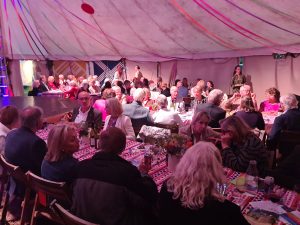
[163,134,193,172]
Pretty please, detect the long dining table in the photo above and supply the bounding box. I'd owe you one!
[37,127,299,224]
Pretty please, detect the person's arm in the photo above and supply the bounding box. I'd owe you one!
[32,139,47,175]
[221,136,263,172]
[267,115,283,150]
[257,112,265,130]
[123,116,136,140]
[0,136,6,154]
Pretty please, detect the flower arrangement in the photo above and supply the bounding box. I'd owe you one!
[162,133,193,156]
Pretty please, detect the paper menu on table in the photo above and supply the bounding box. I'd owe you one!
[250,201,286,214]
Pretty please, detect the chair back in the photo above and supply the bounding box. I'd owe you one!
[131,117,149,136]
[0,154,26,184]
[51,201,99,225]
[279,130,300,146]
[26,171,71,207]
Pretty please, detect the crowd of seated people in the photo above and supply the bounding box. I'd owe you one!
[2,64,300,224]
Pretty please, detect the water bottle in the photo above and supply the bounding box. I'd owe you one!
[245,160,259,192]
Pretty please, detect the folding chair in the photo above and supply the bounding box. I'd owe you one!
[26,171,71,225]
[51,200,99,225]
[0,154,30,225]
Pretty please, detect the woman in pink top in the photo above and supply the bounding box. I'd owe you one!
[259,87,281,113]
[93,88,116,121]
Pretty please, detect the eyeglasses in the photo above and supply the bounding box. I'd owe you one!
[78,97,89,101]
[221,129,231,134]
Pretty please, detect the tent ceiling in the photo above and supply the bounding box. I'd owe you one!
[1,0,300,61]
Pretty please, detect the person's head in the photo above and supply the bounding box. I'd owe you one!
[77,76,84,84]
[45,124,79,162]
[192,86,202,101]
[157,76,162,83]
[240,96,255,112]
[77,91,91,110]
[220,116,251,144]
[133,88,146,102]
[69,80,77,87]
[40,75,47,83]
[105,97,123,117]
[67,74,74,81]
[207,89,224,106]
[207,80,214,89]
[58,74,64,80]
[0,105,20,130]
[143,78,149,88]
[167,141,225,209]
[156,94,168,109]
[47,76,55,83]
[103,80,112,89]
[280,94,298,111]
[21,106,44,132]
[143,88,151,100]
[174,79,181,87]
[196,79,206,90]
[161,83,168,90]
[176,81,182,88]
[102,88,116,100]
[170,86,178,100]
[135,65,140,71]
[99,127,126,154]
[233,65,242,75]
[265,87,280,103]
[117,65,123,73]
[191,111,210,135]
[124,80,131,88]
[32,80,40,88]
[182,78,188,87]
[240,84,251,97]
[112,86,122,100]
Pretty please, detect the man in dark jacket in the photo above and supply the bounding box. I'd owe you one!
[71,127,158,225]
[5,106,47,219]
[70,90,102,129]
[195,89,226,128]
[267,94,300,158]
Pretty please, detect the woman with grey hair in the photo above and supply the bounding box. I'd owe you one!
[179,111,220,144]
[151,94,182,126]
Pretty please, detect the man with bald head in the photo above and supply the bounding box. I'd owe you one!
[223,84,258,115]
[5,106,47,218]
[5,106,47,175]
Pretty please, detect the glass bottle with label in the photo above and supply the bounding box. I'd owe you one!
[245,160,259,192]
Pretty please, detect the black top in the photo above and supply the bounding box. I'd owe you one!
[235,111,265,130]
[41,156,78,183]
[267,145,300,189]
[161,88,171,97]
[158,183,249,225]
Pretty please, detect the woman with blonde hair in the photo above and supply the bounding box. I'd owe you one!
[159,141,249,225]
[220,116,266,174]
[180,111,220,144]
[104,97,135,140]
[41,124,79,182]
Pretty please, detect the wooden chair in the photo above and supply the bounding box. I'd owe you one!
[26,171,71,225]
[212,128,222,133]
[51,200,99,225]
[153,123,179,134]
[0,154,30,225]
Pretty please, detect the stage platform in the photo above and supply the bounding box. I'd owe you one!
[0,96,79,119]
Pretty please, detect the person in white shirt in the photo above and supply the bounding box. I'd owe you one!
[152,94,183,126]
[167,86,183,111]
[103,98,135,140]
[0,106,20,154]
[70,90,102,129]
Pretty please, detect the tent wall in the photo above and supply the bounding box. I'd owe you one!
[7,56,300,104]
